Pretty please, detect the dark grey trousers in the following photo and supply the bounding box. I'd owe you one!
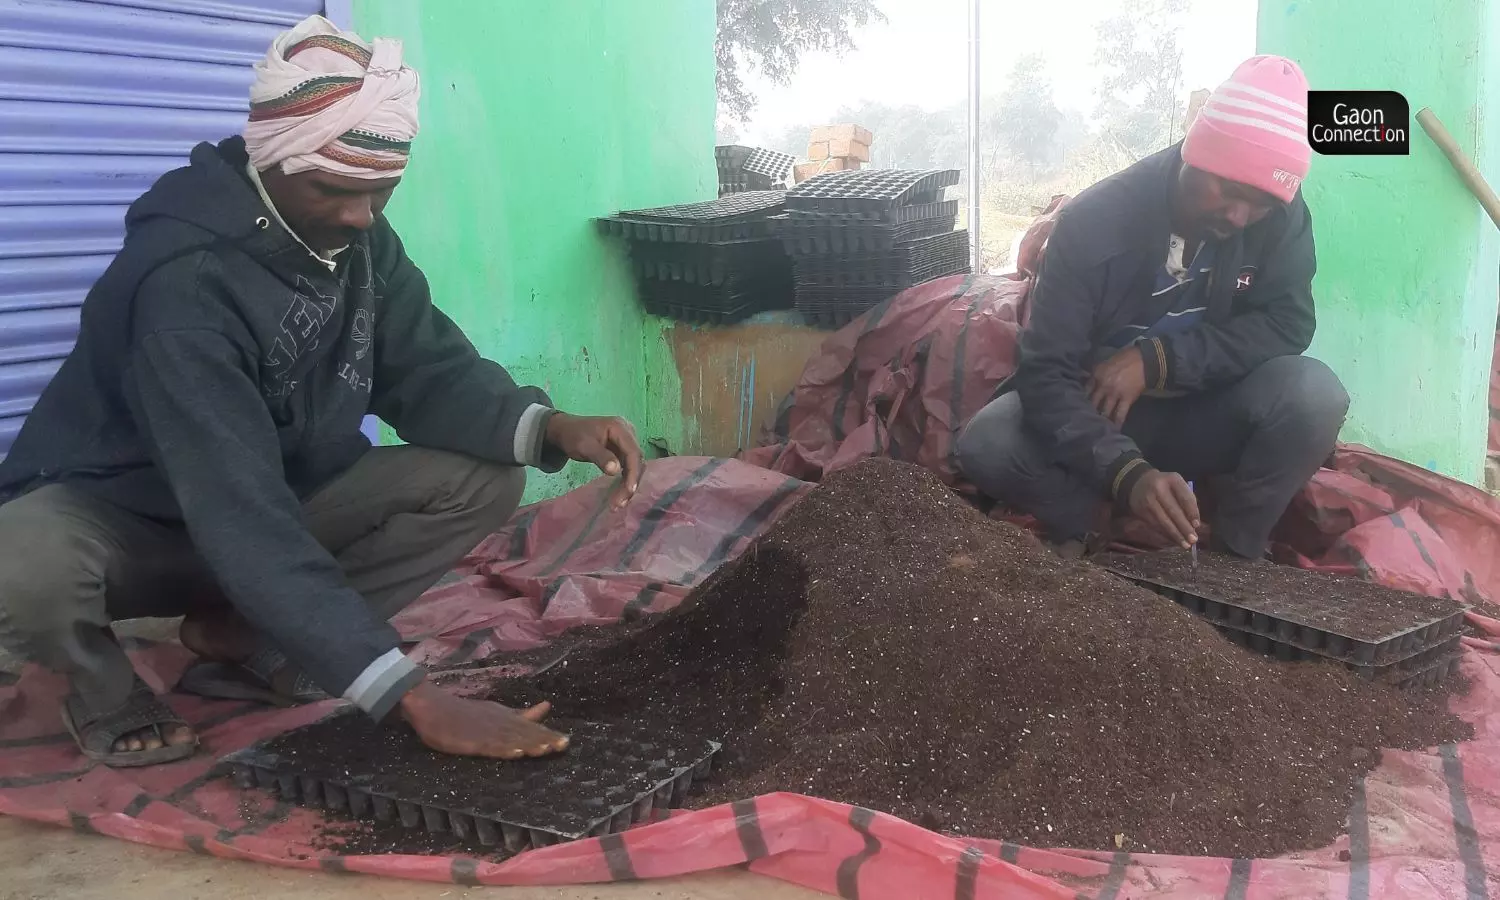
[0,446,525,709]
[955,355,1349,556]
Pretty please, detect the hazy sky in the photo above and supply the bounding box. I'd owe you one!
[735,0,1258,145]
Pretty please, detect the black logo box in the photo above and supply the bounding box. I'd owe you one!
[1307,91,1410,156]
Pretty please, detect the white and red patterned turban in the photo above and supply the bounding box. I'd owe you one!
[244,15,420,178]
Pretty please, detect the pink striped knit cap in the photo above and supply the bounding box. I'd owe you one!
[1182,55,1311,203]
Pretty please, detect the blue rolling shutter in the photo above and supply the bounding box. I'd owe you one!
[0,0,327,459]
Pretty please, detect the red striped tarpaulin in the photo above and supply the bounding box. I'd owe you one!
[7,234,1500,894]
[4,453,1500,897]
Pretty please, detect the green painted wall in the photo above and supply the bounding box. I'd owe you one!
[351,0,716,501]
[1259,0,1500,484]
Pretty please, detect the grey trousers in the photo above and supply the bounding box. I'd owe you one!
[0,446,525,709]
[955,355,1349,556]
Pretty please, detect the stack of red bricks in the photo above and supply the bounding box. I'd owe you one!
[794,124,874,183]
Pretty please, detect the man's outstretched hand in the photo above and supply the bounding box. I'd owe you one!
[399,680,569,760]
[1089,346,1148,426]
[1128,469,1201,550]
[545,413,644,509]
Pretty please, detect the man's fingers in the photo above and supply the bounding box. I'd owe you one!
[609,425,646,496]
[1104,394,1124,426]
[578,437,623,478]
[1158,489,1198,548]
[1168,478,1202,528]
[1113,396,1135,428]
[513,715,570,753]
[1142,494,1174,544]
[1145,493,1189,548]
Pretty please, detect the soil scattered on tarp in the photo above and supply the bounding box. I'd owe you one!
[495,458,1469,857]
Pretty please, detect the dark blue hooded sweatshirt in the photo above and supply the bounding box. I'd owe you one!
[0,137,562,719]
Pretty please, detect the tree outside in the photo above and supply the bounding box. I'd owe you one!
[715,0,1194,271]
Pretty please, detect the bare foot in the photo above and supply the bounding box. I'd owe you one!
[113,722,196,754]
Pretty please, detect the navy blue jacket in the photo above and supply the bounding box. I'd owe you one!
[0,138,562,718]
[1012,143,1317,501]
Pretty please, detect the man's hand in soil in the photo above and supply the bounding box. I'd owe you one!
[1128,470,1201,550]
[399,680,569,760]
[1088,347,1148,426]
[545,412,644,509]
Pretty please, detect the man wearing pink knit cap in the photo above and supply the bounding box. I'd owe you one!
[959,56,1348,560]
[0,16,640,766]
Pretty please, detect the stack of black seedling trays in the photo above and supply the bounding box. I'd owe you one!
[776,169,970,328]
[1100,553,1470,690]
[716,145,795,196]
[598,192,794,325]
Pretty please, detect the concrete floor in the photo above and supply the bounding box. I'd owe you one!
[0,817,826,900]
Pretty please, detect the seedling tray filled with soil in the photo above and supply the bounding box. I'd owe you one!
[221,710,719,853]
[1100,549,1468,671]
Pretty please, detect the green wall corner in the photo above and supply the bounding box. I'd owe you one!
[352,0,716,502]
[1259,0,1500,484]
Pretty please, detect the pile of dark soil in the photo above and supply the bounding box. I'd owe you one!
[494,458,1469,857]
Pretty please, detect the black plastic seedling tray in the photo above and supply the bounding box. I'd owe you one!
[793,257,970,292]
[719,176,782,196]
[600,218,778,244]
[222,714,720,851]
[794,265,971,305]
[611,192,785,224]
[1101,553,1469,669]
[715,144,754,172]
[787,169,961,212]
[629,239,790,287]
[742,147,796,181]
[773,215,959,255]
[787,200,960,226]
[792,231,970,288]
[637,275,793,324]
[599,193,786,243]
[1214,625,1463,689]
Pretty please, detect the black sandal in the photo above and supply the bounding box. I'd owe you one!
[176,647,329,707]
[60,679,198,768]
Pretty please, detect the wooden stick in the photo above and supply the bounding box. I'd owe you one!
[1416,107,1500,229]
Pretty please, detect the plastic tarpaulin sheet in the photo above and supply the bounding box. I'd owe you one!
[7,265,1500,895]
[3,453,1500,898]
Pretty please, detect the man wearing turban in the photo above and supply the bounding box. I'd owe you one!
[0,17,636,766]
